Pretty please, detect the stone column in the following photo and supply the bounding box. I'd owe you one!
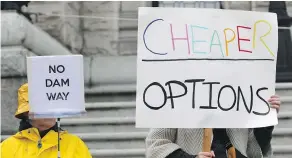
[26,1,122,55]
[80,1,120,55]
[62,1,83,54]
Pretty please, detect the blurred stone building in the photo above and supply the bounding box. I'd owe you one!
[1,1,292,158]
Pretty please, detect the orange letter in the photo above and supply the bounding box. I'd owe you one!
[224,28,235,56]
[253,20,274,57]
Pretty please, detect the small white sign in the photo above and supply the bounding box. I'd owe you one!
[27,55,85,118]
[136,8,278,128]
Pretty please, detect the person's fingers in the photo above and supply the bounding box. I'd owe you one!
[270,104,280,113]
[199,152,213,157]
[271,97,278,100]
[269,96,280,103]
[268,96,281,105]
[268,97,280,101]
[198,152,212,157]
[270,95,279,98]
[270,104,280,110]
[269,100,281,106]
[211,150,215,157]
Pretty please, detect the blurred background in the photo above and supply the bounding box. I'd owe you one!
[1,1,292,158]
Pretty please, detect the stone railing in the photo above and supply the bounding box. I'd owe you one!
[1,11,72,56]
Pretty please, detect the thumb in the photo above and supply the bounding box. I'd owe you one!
[211,150,215,157]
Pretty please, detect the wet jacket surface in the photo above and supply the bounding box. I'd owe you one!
[1,127,92,158]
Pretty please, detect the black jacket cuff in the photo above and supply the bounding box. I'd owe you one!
[166,149,197,158]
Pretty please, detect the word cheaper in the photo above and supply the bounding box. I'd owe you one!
[143,19,274,57]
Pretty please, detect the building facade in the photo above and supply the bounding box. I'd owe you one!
[19,1,292,82]
[1,1,292,157]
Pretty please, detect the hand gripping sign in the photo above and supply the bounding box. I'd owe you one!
[27,55,86,118]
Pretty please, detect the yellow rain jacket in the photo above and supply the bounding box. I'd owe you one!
[1,127,92,158]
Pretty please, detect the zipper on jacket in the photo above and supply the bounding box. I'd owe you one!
[37,139,42,149]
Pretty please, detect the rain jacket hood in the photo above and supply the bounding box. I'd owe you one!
[15,83,29,119]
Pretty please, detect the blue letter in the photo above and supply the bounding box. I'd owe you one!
[143,19,168,55]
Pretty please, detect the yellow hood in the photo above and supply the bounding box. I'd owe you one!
[15,83,29,119]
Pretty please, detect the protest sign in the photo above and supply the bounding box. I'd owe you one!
[136,8,278,128]
[27,55,85,118]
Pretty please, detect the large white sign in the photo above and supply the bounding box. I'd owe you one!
[136,8,278,128]
[27,55,85,118]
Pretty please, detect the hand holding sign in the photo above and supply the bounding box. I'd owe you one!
[27,55,85,118]
[196,151,215,158]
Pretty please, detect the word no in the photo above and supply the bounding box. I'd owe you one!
[143,19,274,57]
[46,65,70,101]
[143,79,270,116]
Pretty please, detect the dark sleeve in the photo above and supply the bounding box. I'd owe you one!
[254,126,274,155]
[211,140,228,158]
[211,129,229,158]
[166,149,197,158]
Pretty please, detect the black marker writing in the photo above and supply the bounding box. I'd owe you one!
[46,65,70,101]
[49,65,65,73]
[253,87,270,115]
[218,85,236,111]
[46,92,69,101]
[165,80,187,109]
[142,79,270,116]
[185,79,205,109]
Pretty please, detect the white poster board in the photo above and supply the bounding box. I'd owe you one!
[27,55,85,118]
[136,8,278,128]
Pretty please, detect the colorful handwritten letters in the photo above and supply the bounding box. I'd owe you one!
[136,8,278,128]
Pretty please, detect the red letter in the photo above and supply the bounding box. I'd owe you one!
[237,26,252,53]
[170,24,190,54]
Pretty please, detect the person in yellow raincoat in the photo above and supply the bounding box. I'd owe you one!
[1,83,92,158]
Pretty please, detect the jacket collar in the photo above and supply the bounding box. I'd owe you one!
[13,128,68,155]
[14,127,67,145]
